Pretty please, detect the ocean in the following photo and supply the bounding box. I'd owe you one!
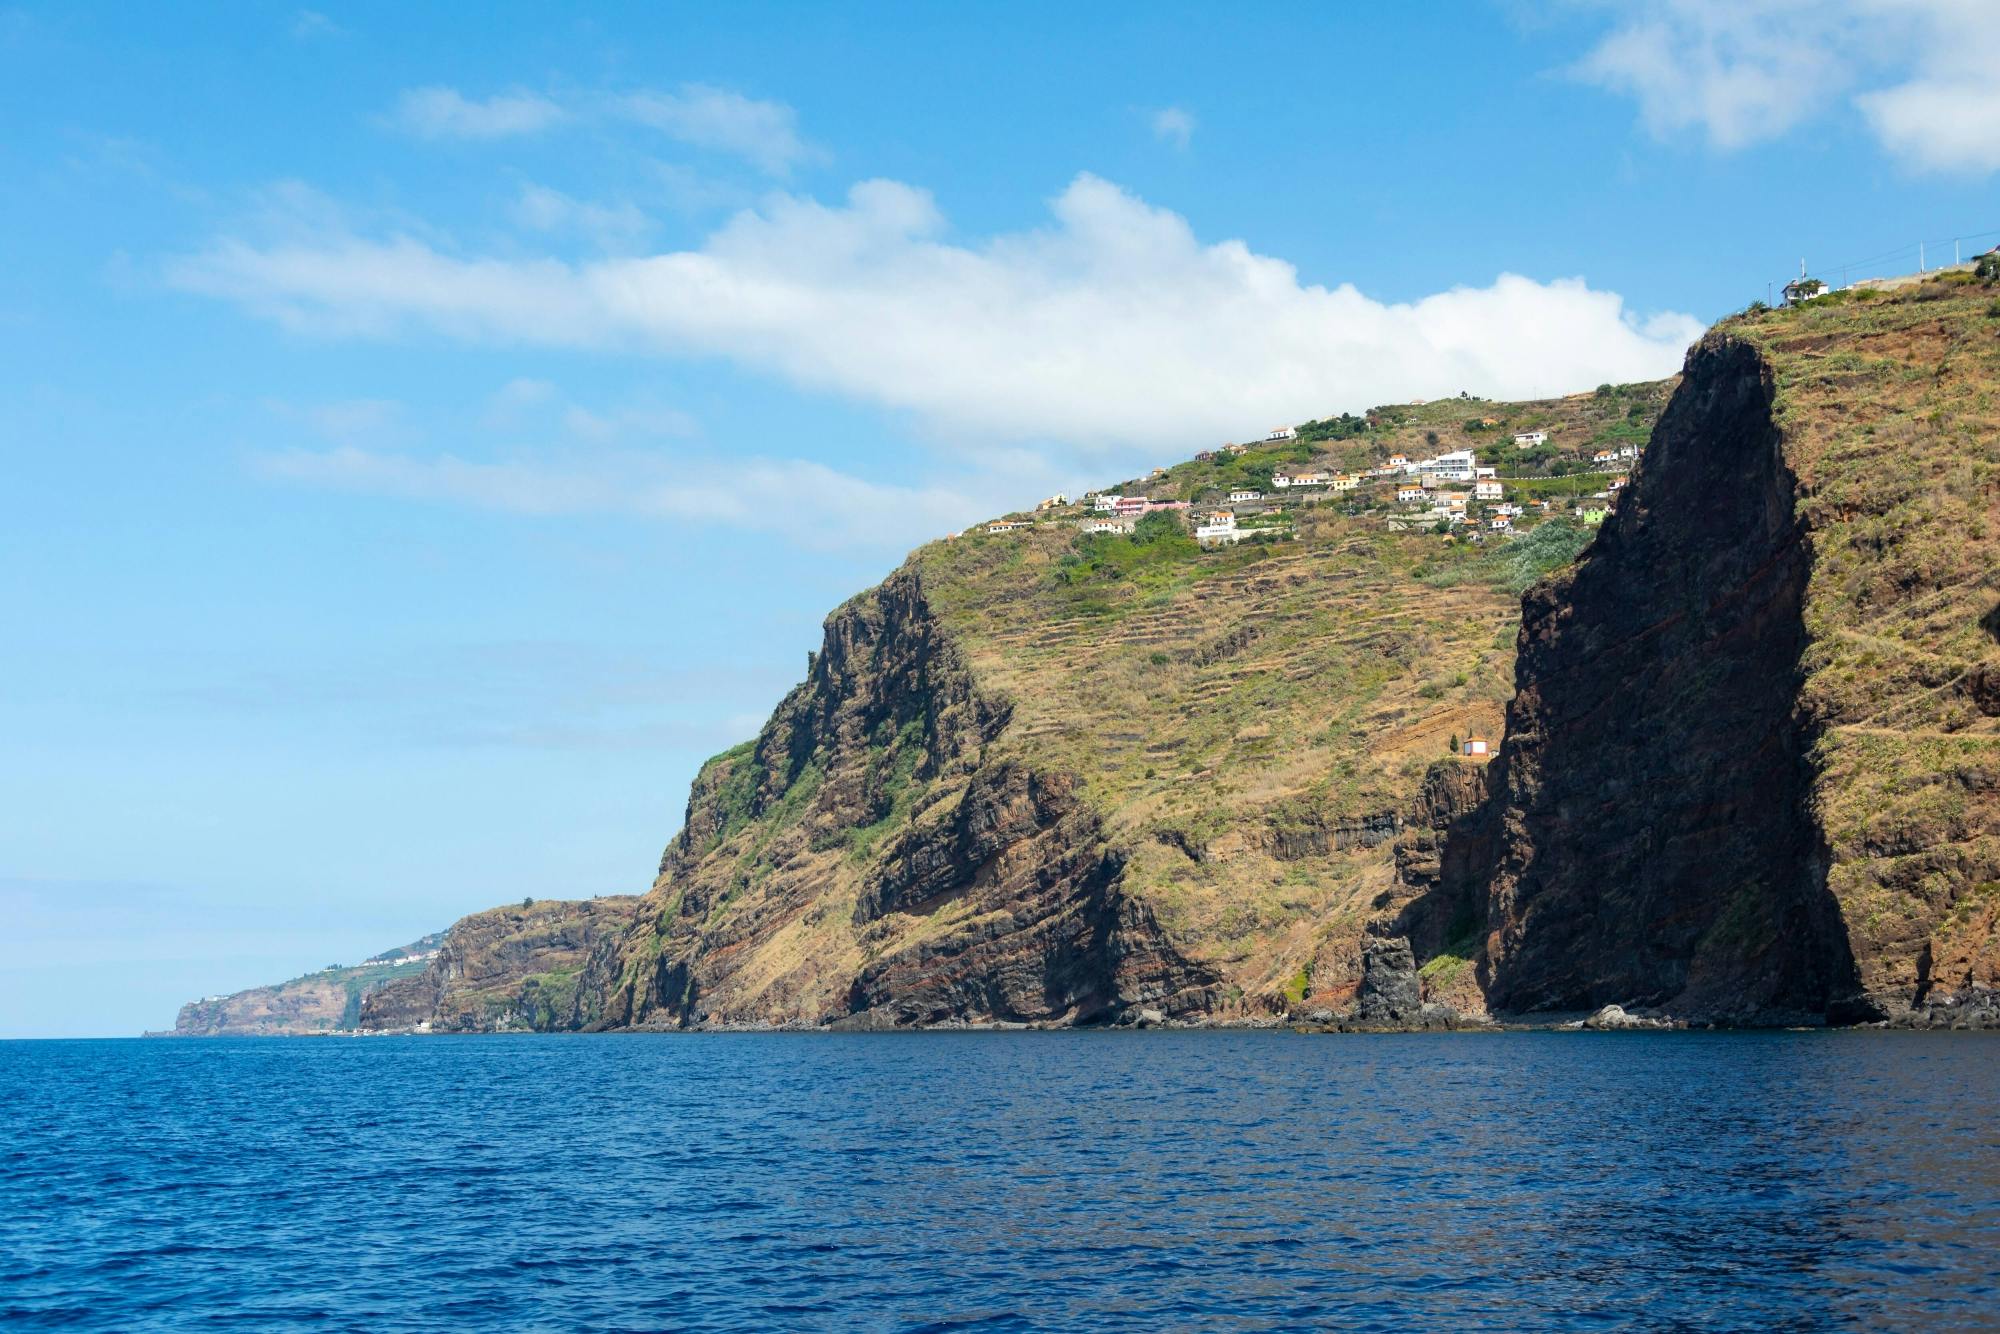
[2,1031,1995,1330]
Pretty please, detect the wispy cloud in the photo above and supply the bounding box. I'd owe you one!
[252,445,986,552]
[290,9,340,40]
[1151,106,1195,149]
[1571,0,2000,173]
[511,183,653,250]
[393,86,566,140]
[384,82,817,175]
[617,84,821,176]
[175,173,1700,451]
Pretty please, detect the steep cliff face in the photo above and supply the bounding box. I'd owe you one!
[359,897,639,1032]
[1470,334,1858,1020]
[570,569,1219,1029]
[1436,280,2000,1023]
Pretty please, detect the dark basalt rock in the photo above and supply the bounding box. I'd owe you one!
[1355,935,1422,1022]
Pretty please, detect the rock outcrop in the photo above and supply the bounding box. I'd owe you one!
[567,569,1220,1030]
[1409,281,2000,1027]
[360,897,640,1032]
[170,934,443,1036]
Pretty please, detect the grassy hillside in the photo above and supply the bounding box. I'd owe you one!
[1733,274,2000,1006]
[596,380,1674,1026]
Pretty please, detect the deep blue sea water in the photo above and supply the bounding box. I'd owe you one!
[2,1032,1996,1331]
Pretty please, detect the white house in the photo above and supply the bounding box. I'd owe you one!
[987,520,1030,534]
[1488,514,1511,530]
[1396,484,1428,504]
[1475,479,1504,501]
[1608,475,1629,492]
[1592,449,1616,464]
[1514,431,1547,448]
[1081,517,1135,535]
[1093,494,1123,513]
[1495,502,1523,516]
[1431,450,1476,481]
[1462,736,1491,758]
[1617,445,1638,460]
[1474,465,1497,479]
[1267,425,1297,441]
[1228,489,1263,503]
[1195,512,1242,546]
[1387,453,1411,471]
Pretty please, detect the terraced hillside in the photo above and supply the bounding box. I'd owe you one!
[566,385,1665,1029]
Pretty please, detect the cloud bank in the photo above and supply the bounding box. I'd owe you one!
[176,173,1702,452]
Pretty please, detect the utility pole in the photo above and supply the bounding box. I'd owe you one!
[1920,240,1925,273]
[1955,239,1960,266]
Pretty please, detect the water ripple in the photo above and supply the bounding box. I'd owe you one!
[0,1032,1995,1330]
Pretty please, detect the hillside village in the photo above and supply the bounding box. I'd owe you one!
[969,381,1672,558]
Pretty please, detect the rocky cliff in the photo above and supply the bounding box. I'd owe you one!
[1401,276,2000,1026]
[171,933,443,1036]
[359,897,640,1032]
[278,280,2000,1034]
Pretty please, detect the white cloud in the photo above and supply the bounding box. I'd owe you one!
[174,173,1701,452]
[1570,1,1846,149]
[1853,0,2000,173]
[1571,0,2000,172]
[393,86,565,140]
[616,84,819,176]
[1151,106,1196,149]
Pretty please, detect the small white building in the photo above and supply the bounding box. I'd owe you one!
[1267,425,1297,441]
[1195,512,1242,547]
[1617,445,1638,460]
[1489,515,1511,531]
[1396,484,1429,504]
[987,520,1030,534]
[1592,449,1616,464]
[1093,494,1123,513]
[1475,479,1503,501]
[1228,489,1263,503]
[1462,736,1491,758]
[1388,454,1411,471]
[1431,450,1476,482]
[1514,431,1547,448]
[1081,517,1135,535]
[1474,465,1497,480]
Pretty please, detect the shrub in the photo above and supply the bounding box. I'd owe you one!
[1977,253,2000,283]
[1132,510,1185,544]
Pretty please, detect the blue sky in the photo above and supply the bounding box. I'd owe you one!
[5,1,1998,1037]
